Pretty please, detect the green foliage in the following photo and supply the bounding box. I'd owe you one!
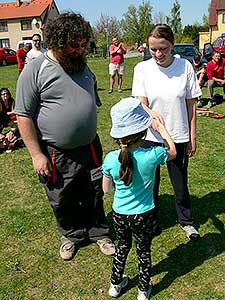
[183,25,200,45]
[167,0,182,42]
[92,14,122,48]
[121,1,153,45]
[0,60,225,300]
[202,2,210,28]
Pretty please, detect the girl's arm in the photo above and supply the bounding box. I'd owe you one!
[102,175,115,193]
[154,119,176,161]
[137,96,165,125]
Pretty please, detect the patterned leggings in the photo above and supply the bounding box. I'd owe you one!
[111,209,154,291]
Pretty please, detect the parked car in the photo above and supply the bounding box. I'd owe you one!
[211,35,225,56]
[0,48,17,66]
[203,42,214,62]
[143,43,207,63]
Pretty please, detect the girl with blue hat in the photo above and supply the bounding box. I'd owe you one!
[102,97,176,300]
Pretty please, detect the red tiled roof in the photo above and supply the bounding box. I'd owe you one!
[209,0,225,26]
[0,0,53,19]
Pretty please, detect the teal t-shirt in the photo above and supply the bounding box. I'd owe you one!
[102,146,167,215]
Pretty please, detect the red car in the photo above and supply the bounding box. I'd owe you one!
[0,48,17,66]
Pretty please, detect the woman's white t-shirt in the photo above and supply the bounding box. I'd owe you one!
[132,57,202,143]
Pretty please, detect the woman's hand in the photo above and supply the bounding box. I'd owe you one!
[186,137,196,157]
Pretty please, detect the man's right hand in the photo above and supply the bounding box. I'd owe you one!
[32,153,52,177]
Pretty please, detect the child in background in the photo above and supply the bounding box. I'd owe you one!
[102,97,176,300]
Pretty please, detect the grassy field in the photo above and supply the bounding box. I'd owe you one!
[0,57,224,300]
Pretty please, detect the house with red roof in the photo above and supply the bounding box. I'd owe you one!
[199,0,225,50]
[0,0,59,50]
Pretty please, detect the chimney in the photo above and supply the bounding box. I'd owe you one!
[16,0,22,7]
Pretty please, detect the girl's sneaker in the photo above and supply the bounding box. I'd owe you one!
[137,285,152,300]
[108,275,129,297]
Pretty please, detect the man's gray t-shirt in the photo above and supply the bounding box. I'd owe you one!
[15,53,97,149]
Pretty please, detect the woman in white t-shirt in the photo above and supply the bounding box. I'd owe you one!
[132,24,201,241]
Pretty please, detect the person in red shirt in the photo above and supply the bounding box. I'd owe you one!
[206,50,225,107]
[108,37,127,93]
[16,43,31,75]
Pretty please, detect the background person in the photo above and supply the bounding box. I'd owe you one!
[0,88,16,120]
[108,37,127,93]
[206,50,225,108]
[16,43,31,75]
[103,97,176,300]
[25,33,45,64]
[192,54,208,108]
[15,12,115,261]
[192,54,207,88]
[132,24,201,241]
[0,101,19,152]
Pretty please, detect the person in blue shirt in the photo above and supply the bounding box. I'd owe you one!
[102,97,176,300]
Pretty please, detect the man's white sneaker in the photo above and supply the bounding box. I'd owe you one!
[181,225,200,241]
[108,275,129,297]
[137,285,152,300]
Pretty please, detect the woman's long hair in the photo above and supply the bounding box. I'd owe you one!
[115,129,147,186]
[0,88,15,112]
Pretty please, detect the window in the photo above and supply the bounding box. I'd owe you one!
[0,21,8,32]
[222,13,225,23]
[5,49,16,55]
[21,19,32,30]
[0,39,10,48]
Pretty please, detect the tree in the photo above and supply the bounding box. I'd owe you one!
[166,0,182,42]
[182,25,200,45]
[153,12,166,24]
[182,23,209,46]
[121,0,153,45]
[93,14,122,48]
[202,2,210,28]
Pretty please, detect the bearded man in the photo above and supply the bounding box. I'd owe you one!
[15,12,115,260]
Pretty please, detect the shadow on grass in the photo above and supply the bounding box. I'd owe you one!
[157,189,225,232]
[107,189,225,295]
[152,230,225,295]
[152,189,224,295]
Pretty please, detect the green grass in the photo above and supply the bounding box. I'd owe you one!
[0,58,225,300]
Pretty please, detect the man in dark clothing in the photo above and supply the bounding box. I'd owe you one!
[15,12,115,260]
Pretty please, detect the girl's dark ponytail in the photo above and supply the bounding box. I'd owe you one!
[118,146,133,186]
[116,129,147,186]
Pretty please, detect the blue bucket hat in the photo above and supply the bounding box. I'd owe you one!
[110,97,151,138]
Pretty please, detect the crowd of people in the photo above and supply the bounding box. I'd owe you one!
[2,11,223,300]
[192,50,225,108]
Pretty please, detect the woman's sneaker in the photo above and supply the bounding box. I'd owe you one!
[108,275,129,297]
[180,225,200,240]
[137,285,152,300]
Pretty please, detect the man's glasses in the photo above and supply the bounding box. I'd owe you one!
[33,39,40,42]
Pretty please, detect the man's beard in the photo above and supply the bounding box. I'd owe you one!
[53,49,87,74]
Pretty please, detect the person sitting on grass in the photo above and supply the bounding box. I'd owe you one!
[0,88,16,120]
[0,101,19,152]
[206,50,225,108]
[102,97,176,300]
[192,54,207,88]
